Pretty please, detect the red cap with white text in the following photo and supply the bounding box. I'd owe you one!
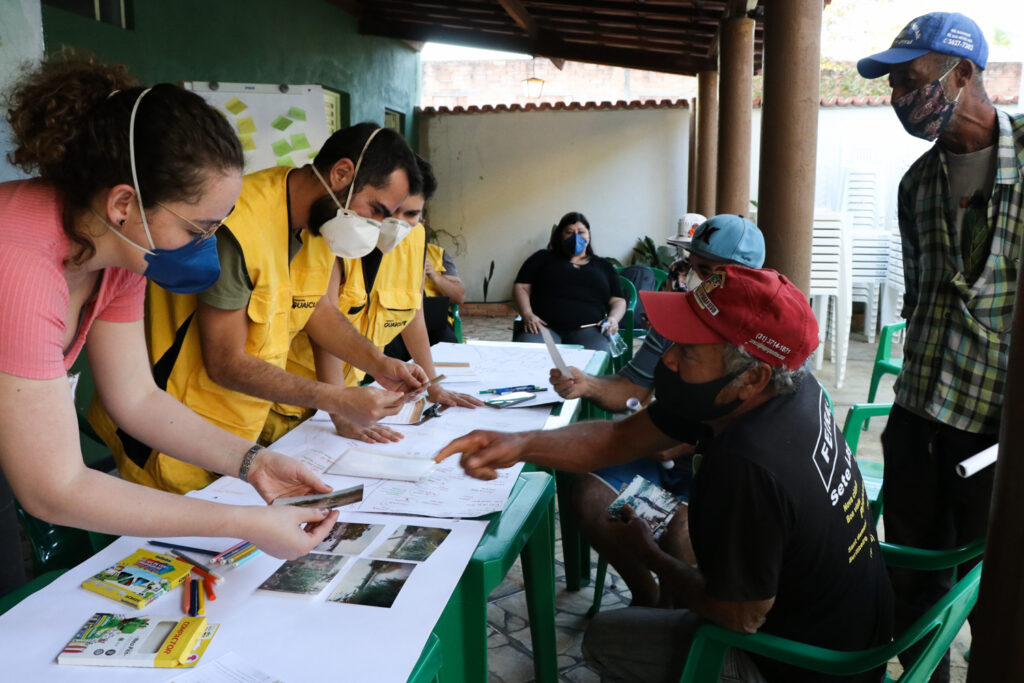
[640,266,818,370]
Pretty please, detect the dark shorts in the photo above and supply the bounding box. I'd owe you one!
[593,457,693,500]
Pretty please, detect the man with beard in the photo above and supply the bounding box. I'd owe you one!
[92,122,429,494]
[437,267,893,682]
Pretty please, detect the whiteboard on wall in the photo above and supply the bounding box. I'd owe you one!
[184,81,331,173]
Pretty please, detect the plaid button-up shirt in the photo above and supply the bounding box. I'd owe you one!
[894,109,1024,434]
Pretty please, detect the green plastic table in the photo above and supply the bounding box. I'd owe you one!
[432,471,556,683]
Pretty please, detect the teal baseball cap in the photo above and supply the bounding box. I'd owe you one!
[688,215,765,268]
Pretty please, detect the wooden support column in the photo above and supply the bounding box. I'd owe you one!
[687,97,698,213]
[715,16,754,216]
[756,0,821,293]
[695,71,719,217]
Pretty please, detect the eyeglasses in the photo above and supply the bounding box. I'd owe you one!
[156,201,231,242]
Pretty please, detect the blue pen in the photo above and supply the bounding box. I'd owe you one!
[479,384,547,395]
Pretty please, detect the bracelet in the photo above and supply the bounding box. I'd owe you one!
[238,444,263,483]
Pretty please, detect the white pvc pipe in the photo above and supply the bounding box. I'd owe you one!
[957,444,998,478]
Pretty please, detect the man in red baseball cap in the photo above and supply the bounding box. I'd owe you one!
[437,266,892,683]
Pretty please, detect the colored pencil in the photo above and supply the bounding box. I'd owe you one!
[203,577,217,602]
[231,548,262,568]
[195,579,206,616]
[148,540,219,556]
[226,544,259,565]
[220,541,255,564]
[182,574,192,615]
[211,540,248,565]
[170,550,225,585]
[189,577,200,617]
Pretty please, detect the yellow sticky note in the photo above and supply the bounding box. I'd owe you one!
[225,97,247,115]
[288,106,307,121]
[271,115,292,131]
[237,116,256,134]
[276,155,296,167]
[271,138,292,157]
[290,133,310,150]
[239,133,256,151]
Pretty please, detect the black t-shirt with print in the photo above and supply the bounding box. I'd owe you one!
[650,375,894,683]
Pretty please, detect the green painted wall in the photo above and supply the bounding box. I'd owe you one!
[41,0,421,143]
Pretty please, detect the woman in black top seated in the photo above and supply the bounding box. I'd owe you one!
[513,212,626,352]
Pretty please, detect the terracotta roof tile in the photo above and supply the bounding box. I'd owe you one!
[418,98,691,116]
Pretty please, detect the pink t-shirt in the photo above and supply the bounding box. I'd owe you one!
[0,180,146,380]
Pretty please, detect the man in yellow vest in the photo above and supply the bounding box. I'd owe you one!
[265,156,481,444]
[91,123,429,494]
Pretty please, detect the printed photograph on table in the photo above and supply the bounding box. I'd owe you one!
[314,522,386,555]
[372,525,451,562]
[606,475,684,540]
[327,559,415,608]
[258,553,347,595]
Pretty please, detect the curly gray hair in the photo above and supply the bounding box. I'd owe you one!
[721,344,804,395]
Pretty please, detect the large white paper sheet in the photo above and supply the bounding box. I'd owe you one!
[253,399,551,517]
[0,508,486,683]
[432,341,598,409]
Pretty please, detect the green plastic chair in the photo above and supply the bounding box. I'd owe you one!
[450,304,464,343]
[0,569,67,615]
[865,320,905,428]
[407,633,444,683]
[432,471,557,683]
[616,276,637,370]
[15,356,117,575]
[679,539,985,683]
[651,267,669,291]
[842,402,893,523]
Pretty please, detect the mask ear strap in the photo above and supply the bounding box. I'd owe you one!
[128,87,155,250]
[344,128,383,209]
[310,164,344,208]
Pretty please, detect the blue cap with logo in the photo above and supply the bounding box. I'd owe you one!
[688,215,765,268]
[857,12,988,79]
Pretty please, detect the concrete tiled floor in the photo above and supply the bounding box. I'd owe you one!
[462,311,970,683]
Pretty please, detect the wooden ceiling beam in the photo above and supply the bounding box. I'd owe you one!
[360,17,715,75]
[498,0,538,38]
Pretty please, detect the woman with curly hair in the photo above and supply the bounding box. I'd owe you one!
[0,54,337,593]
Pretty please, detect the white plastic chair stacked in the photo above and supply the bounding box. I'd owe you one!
[880,229,906,333]
[810,211,853,388]
[842,169,889,343]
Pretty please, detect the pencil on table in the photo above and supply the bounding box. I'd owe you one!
[171,549,225,584]
[220,541,254,564]
[226,544,259,565]
[231,547,263,567]
[182,574,192,615]
[211,540,248,565]
[189,576,200,617]
[195,578,206,616]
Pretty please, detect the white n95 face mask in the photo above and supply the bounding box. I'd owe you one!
[683,269,704,294]
[310,128,392,259]
[376,218,414,253]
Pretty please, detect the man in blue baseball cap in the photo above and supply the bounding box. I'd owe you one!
[860,13,1024,682]
[551,214,765,607]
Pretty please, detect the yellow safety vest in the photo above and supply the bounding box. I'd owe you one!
[260,224,425,444]
[89,166,335,494]
[423,243,454,325]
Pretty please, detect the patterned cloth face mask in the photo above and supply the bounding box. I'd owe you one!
[891,63,962,142]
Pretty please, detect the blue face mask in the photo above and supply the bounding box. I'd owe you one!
[562,233,587,257]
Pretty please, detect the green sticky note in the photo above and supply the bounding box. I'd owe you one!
[288,106,307,121]
[275,155,296,167]
[271,138,293,156]
[237,116,256,134]
[224,97,247,115]
[271,116,293,131]
[290,133,310,150]
[239,133,256,151]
